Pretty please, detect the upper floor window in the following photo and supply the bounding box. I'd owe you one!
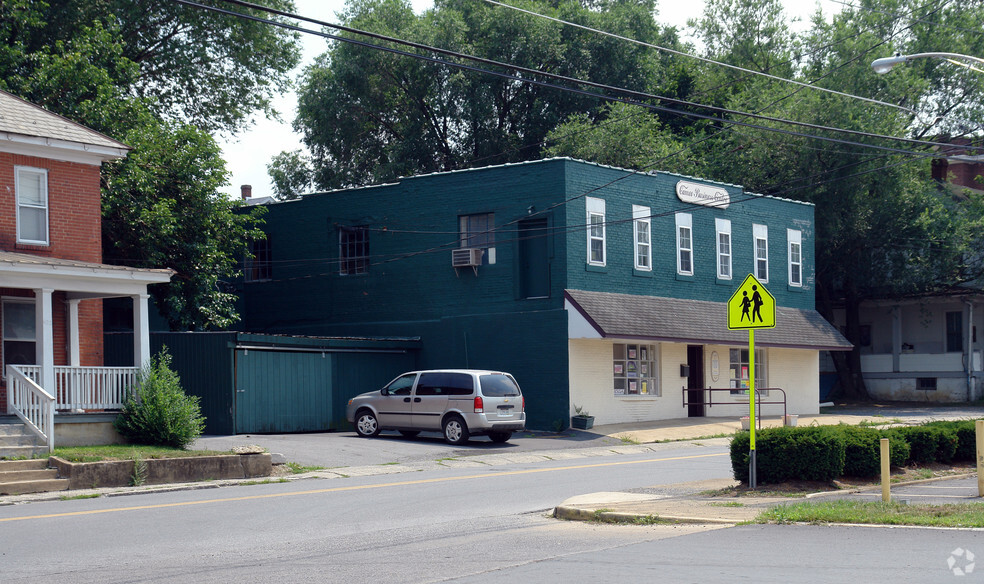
[244,237,272,282]
[716,218,732,280]
[675,213,693,275]
[16,167,48,245]
[787,229,802,287]
[586,197,605,266]
[459,212,496,264]
[753,224,768,282]
[632,205,651,271]
[339,226,369,275]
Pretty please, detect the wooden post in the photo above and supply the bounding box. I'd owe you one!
[881,438,890,503]
[976,420,984,497]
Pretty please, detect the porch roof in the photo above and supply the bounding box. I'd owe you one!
[0,251,173,297]
[565,289,853,351]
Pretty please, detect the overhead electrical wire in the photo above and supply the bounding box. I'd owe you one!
[180,0,984,158]
[167,0,980,281]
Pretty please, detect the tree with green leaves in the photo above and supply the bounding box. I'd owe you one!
[0,0,299,329]
[290,0,692,190]
[545,0,984,399]
[267,150,314,200]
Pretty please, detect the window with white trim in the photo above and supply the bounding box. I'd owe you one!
[16,167,49,245]
[787,228,802,287]
[633,205,651,271]
[2,300,37,372]
[675,213,693,275]
[729,348,766,395]
[753,224,768,282]
[716,218,732,280]
[613,343,659,396]
[586,197,606,266]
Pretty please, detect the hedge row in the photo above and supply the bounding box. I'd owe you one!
[730,420,980,485]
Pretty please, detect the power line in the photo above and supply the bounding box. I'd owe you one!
[184,0,984,158]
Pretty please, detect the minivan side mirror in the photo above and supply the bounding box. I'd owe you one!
[380,388,389,396]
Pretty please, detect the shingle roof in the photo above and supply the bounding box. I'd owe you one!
[0,89,128,151]
[565,289,852,351]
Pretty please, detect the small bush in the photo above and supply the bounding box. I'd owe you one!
[926,420,978,462]
[892,426,937,464]
[832,425,881,477]
[114,350,205,448]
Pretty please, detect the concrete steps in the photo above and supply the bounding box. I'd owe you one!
[0,419,46,459]
[0,458,68,495]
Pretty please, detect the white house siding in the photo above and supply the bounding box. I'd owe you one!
[568,339,820,426]
[836,298,983,403]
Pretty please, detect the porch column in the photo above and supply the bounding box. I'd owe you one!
[34,288,55,393]
[891,305,901,373]
[132,293,151,368]
[67,298,81,367]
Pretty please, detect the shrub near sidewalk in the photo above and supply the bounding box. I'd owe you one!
[114,350,206,449]
[731,420,979,485]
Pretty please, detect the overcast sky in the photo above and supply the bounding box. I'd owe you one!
[217,0,843,200]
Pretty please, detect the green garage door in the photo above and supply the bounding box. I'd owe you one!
[235,349,333,433]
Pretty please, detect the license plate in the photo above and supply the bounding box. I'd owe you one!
[497,405,514,417]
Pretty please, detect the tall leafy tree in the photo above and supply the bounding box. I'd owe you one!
[292,0,691,189]
[0,0,298,329]
[545,0,984,399]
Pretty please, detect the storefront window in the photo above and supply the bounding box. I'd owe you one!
[613,343,658,396]
[729,348,766,395]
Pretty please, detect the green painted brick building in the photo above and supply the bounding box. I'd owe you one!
[238,158,849,429]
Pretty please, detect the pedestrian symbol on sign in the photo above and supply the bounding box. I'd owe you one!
[728,275,775,330]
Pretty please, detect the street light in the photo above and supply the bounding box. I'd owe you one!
[872,52,984,74]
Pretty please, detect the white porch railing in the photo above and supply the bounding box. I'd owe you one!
[6,365,55,453]
[14,365,139,411]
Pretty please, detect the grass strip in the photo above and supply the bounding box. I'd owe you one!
[758,499,984,528]
[51,445,229,462]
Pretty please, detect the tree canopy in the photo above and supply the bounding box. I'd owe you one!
[0,0,300,329]
[291,0,693,189]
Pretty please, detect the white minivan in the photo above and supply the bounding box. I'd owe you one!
[346,370,526,445]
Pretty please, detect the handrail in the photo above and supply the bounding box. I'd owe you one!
[682,387,788,430]
[14,365,137,410]
[6,365,55,452]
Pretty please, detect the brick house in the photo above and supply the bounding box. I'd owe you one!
[0,90,172,449]
[236,158,850,428]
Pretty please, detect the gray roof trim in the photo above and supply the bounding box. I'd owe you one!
[0,250,173,281]
[0,90,129,160]
[565,289,853,351]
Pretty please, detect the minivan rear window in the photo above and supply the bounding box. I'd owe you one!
[417,372,475,396]
[479,374,521,397]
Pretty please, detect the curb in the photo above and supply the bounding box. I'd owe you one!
[552,504,743,525]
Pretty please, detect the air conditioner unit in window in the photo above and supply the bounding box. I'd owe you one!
[452,248,484,269]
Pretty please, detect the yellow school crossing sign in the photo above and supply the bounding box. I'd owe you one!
[727,274,775,330]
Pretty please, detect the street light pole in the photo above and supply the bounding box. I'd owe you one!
[872,52,984,74]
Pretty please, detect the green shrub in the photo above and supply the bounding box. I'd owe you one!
[731,427,845,484]
[927,420,978,462]
[114,350,205,448]
[892,426,936,464]
[832,425,881,477]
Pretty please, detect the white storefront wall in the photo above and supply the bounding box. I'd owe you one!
[568,338,820,426]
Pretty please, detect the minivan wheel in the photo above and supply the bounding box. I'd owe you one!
[443,415,470,445]
[355,410,380,437]
[488,431,511,444]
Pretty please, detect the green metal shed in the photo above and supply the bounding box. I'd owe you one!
[149,332,419,434]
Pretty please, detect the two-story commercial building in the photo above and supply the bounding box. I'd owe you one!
[237,158,850,429]
[0,89,172,449]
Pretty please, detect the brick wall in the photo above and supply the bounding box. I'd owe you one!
[0,152,103,262]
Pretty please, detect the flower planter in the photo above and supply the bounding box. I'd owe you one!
[571,415,595,430]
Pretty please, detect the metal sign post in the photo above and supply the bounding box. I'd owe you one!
[727,274,775,490]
